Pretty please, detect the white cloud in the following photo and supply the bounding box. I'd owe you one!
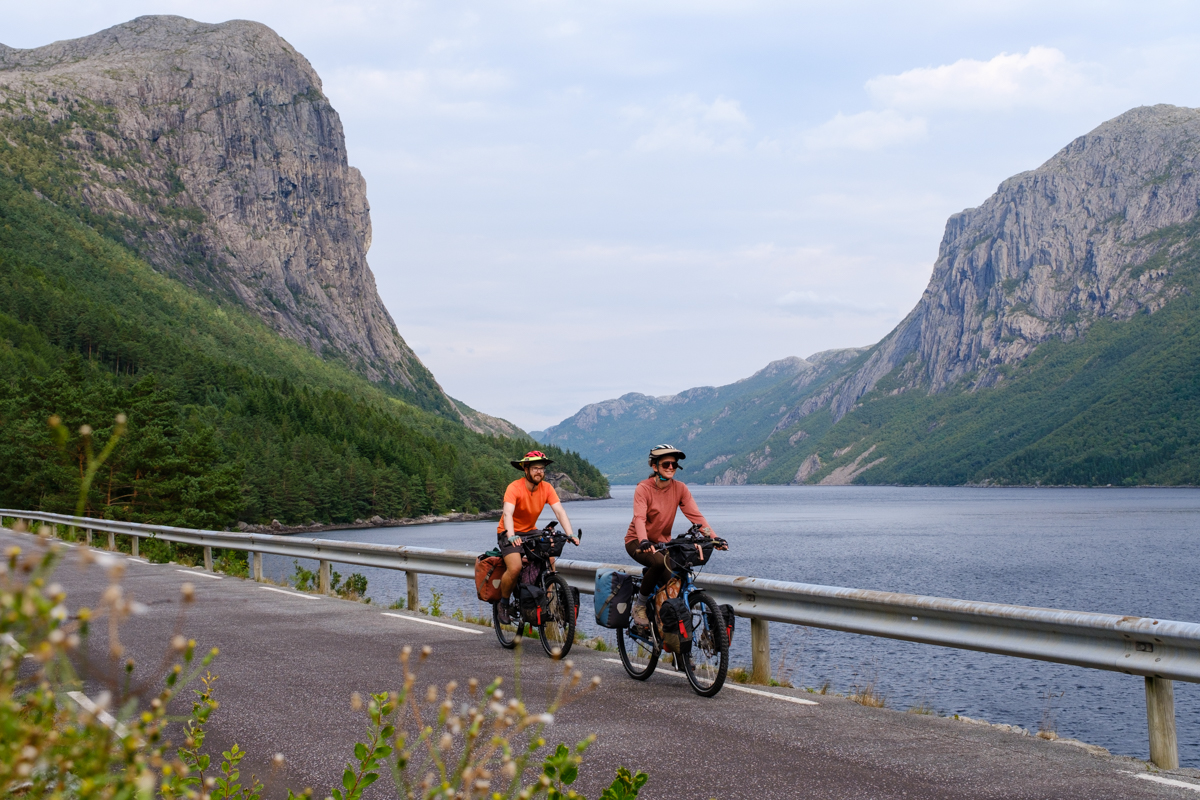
[804,109,927,151]
[866,46,1092,112]
[775,290,895,317]
[324,66,510,119]
[626,94,751,154]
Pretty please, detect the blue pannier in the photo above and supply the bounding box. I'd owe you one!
[594,568,635,628]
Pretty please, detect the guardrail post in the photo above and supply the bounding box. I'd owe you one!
[1145,676,1179,769]
[751,617,771,684]
[130,536,138,558]
[252,552,263,581]
[406,571,419,611]
[319,560,331,595]
[203,546,213,572]
[85,528,92,546]
[107,531,115,551]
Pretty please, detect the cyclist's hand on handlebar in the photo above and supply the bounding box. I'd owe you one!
[508,535,522,547]
[636,539,654,552]
[713,536,729,551]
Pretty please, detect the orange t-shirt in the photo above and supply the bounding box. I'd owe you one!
[497,478,561,534]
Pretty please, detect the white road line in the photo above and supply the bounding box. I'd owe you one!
[127,557,148,563]
[67,691,129,737]
[601,658,818,704]
[176,569,222,580]
[260,586,321,600]
[727,684,818,705]
[381,612,485,634]
[1134,774,1200,793]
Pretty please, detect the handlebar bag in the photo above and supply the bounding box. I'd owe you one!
[658,595,693,655]
[675,540,715,567]
[474,551,506,603]
[594,569,635,628]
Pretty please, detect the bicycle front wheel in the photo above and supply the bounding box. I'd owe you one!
[617,623,659,680]
[538,575,576,658]
[681,590,728,697]
[493,599,525,649]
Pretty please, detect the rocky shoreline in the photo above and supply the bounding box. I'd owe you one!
[233,490,610,536]
[236,510,500,536]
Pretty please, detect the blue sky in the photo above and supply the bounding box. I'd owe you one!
[6,1,1200,429]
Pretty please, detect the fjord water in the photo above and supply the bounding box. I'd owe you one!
[269,486,1200,765]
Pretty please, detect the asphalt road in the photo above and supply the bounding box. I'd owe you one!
[8,528,1200,800]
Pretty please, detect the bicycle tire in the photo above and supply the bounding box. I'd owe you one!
[538,575,576,658]
[617,622,659,680]
[492,599,524,649]
[681,590,728,697]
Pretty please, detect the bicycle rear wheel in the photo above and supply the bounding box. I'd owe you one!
[538,575,576,658]
[617,623,659,680]
[681,590,728,697]
[492,598,525,649]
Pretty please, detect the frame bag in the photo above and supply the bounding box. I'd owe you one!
[594,569,635,628]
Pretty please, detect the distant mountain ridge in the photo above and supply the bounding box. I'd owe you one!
[537,105,1200,486]
[532,349,865,483]
[0,15,517,436]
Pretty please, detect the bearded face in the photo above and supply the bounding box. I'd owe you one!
[524,464,546,486]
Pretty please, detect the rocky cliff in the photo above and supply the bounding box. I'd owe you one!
[810,105,1196,423]
[538,105,1200,485]
[0,16,515,434]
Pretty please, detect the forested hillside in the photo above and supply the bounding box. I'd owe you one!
[0,134,606,527]
[0,172,607,524]
[0,16,607,525]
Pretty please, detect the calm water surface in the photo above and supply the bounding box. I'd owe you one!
[264,486,1200,765]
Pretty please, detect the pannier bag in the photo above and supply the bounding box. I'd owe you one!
[710,604,735,644]
[658,595,693,654]
[474,550,506,603]
[594,569,635,628]
[519,584,548,625]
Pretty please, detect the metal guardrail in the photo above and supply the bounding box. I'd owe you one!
[1,508,1192,769]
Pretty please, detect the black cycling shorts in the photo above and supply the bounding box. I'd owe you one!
[497,532,532,558]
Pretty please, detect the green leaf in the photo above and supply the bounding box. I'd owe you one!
[342,768,355,790]
[354,742,368,761]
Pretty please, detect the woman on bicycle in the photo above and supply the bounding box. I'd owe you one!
[625,444,721,626]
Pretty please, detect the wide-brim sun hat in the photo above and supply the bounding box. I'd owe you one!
[648,444,686,461]
[511,450,555,470]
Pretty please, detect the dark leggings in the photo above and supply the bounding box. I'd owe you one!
[626,540,668,598]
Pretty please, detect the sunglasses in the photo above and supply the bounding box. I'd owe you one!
[658,461,678,469]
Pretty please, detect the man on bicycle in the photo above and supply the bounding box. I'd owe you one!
[625,444,721,627]
[497,450,579,622]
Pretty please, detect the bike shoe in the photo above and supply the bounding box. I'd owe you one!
[497,600,513,624]
[631,598,650,627]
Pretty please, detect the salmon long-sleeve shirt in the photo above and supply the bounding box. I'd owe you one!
[624,479,709,544]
